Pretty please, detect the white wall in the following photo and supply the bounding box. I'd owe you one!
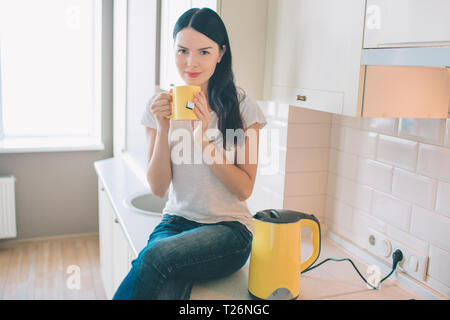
[125,0,159,171]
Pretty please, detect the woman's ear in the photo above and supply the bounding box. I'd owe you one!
[218,45,226,63]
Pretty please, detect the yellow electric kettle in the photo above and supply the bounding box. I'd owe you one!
[248,209,321,300]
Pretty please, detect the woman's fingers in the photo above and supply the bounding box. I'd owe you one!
[194,106,204,118]
[151,104,170,111]
[152,98,171,108]
[193,94,206,116]
[151,105,171,117]
[150,93,171,107]
[151,101,171,113]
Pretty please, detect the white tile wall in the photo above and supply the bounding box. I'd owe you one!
[392,168,437,210]
[325,196,353,230]
[410,205,450,253]
[377,135,418,171]
[428,246,450,287]
[343,127,378,159]
[252,104,331,226]
[328,148,358,180]
[330,124,346,151]
[283,195,326,219]
[287,123,331,148]
[417,144,450,183]
[273,106,332,228]
[285,148,329,173]
[341,178,372,213]
[398,119,446,145]
[436,182,450,218]
[284,172,328,197]
[385,224,429,255]
[351,208,387,243]
[326,173,340,199]
[371,190,412,231]
[356,158,393,193]
[361,118,398,136]
[257,103,450,298]
[324,115,450,298]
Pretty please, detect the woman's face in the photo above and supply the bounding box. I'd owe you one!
[174,27,225,91]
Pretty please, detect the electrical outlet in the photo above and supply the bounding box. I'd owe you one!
[366,228,428,282]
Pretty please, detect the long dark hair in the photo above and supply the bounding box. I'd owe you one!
[173,8,245,150]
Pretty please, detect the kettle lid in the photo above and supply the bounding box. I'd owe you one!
[253,209,318,224]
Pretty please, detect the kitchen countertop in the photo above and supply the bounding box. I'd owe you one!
[94,156,424,300]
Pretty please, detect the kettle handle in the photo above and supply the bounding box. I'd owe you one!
[298,214,321,273]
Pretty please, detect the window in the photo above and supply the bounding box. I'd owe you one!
[0,0,103,152]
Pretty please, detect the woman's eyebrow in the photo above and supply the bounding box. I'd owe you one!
[177,45,213,50]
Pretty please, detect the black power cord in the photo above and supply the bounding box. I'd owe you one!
[302,249,404,290]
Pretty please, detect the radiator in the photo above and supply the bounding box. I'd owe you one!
[0,176,17,239]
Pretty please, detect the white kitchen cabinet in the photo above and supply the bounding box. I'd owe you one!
[264,0,366,117]
[159,0,269,100]
[111,210,133,295]
[98,178,136,299]
[98,179,114,299]
[264,0,450,118]
[364,0,450,48]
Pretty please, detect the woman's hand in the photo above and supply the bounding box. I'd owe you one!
[149,92,172,131]
[191,91,211,149]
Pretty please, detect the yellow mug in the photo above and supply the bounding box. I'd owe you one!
[165,85,201,121]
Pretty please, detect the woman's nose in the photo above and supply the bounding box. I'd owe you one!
[186,53,198,67]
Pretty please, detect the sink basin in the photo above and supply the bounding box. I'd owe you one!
[123,191,168,216]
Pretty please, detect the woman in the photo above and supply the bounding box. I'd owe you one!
[113,7,267,300]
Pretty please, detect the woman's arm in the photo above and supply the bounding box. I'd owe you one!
[145,127,172,198]
[203,123,261,201]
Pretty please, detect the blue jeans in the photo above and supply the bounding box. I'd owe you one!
[112,214,253,300]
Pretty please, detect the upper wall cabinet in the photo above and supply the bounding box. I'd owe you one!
[364,0,450,48]
[159,0,268,100]
[359,66,450,118]
[263,0,366,117]
[264,0,450,118]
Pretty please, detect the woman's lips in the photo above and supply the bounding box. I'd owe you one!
[186,72,201,78]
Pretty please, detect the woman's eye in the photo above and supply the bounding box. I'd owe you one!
[177,49,209,55]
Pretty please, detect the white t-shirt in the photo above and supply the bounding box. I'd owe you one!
[140,88,267,234]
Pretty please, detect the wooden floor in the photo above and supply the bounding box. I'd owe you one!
[0,233,106,300]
